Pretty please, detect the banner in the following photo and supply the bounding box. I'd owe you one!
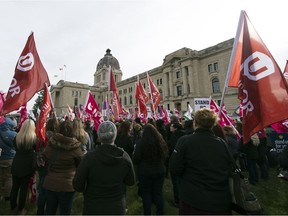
[2,32,50,115]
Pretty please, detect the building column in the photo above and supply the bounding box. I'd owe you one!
[169,71,174,97]
[188,65,195,93]
[163,72,169,98]
[182,67,187,95]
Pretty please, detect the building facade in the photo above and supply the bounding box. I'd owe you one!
[50,38,239,117]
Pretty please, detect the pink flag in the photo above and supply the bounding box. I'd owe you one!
[226,11,288,144]
[0,91,6,124]
[159,106,170,125]
[1,32,50,115]
[18,104,28,130]
[84,91,103,131]
[283,60,288,80]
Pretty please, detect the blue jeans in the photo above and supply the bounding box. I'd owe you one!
[45,190,75,215]
[138,173,165,215]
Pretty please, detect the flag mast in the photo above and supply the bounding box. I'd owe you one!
[219,10,244,116]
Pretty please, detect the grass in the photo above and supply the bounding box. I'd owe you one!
[0,167,287,215]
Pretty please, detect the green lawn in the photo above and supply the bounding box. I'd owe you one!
[0,167,287,215]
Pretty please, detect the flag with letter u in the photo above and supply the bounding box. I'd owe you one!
[1,32,50,115]
[226,11,288,144]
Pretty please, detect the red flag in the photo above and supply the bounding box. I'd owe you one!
[84,91,103,131]
[147,73,161,113]
[18,104,28,130]
[108,67,122,120]
[135,78,148,120]
[36,84,52,150]
[1,32,50,115]
[159,106,170,125]
[226,11,288,144]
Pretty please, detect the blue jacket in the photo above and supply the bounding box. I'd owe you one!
[0,117,17,160]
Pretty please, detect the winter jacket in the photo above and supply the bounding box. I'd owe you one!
[73,144,135,215]
[11,138,37,177]
[115,134,134,158]
[0,117,17,160]
[170,128,232,212]
[43,133,83,192]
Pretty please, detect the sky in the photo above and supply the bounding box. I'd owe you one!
[0,0,287,110]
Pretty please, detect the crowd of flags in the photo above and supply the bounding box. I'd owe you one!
[1,10,288,147]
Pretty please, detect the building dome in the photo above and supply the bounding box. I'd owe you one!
[96,49,120,71]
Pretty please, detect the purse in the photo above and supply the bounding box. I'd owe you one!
[227,145,263,214]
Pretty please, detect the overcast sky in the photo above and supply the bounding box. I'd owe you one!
[0,0,287,110]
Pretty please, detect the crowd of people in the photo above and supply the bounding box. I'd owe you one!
[0,107,287,215]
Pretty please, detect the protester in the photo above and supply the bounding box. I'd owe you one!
[73,121,135,215]
[223,125,239,161]
[257,130,269,180]
[133,123,169,215]
[183,119,194,135]
[10,119,37,215]
[170,108,232,215]
[0,117,17,203]
[43,120,83,215]
[83,120,95,151]
[115,120,134,158]
[36,117,59,215]
[73,118,90,154]
[168,122,185,208]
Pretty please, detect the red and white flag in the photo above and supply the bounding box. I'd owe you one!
[147,73,161,113]
[84,91,103,131]
[159,106,170,125]
[1,32,50,115]
[18,104,28,130]
[226,11,288,144]
[36,84,53,150]
[109,66,122,121]
[135,77,148,121]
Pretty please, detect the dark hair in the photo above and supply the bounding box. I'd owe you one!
[171,122,183,130]
[183,120,193,130]
[59,120,74,137]
[46,117,59,133]
[141,124,168,163]
[213,123,227,142]
[117,121,131,136]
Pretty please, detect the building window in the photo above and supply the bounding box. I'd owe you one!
[72,91,74,96]
[208,62,219,73]
[120,97,122,104]
[176,71,181,79]
[157,79,159,85]
[212,78,220,93]
[124,89,127,94]
[124,96,127,105]
[177,86,182,96]
[167,104,170,110]
[187,84,190,93]
[143,83,146,89]
[74,98,78,106]
[119,90,122,95]
[159,89,163,99]
[79,91,81,97]
[130,95,133,104]
[160,78,162,85]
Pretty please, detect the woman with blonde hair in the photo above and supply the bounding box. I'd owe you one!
[10,119,37,215]
[73,118,90,154]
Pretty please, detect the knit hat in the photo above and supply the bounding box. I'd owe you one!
[97,121,117,144]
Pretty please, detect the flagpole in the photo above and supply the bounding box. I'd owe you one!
[219,10,244,116]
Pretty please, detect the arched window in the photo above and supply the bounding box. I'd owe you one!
[212,78,220,93]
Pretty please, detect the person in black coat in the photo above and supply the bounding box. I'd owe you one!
[170,108,232,215]
[115,121,134,158]
[73,121,135,215]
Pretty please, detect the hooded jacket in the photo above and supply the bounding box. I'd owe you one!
[0,117,17,160]
[73,144,135,215]
[43,133,83,192]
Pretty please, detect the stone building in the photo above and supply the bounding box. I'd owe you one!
[50,38,239,117]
